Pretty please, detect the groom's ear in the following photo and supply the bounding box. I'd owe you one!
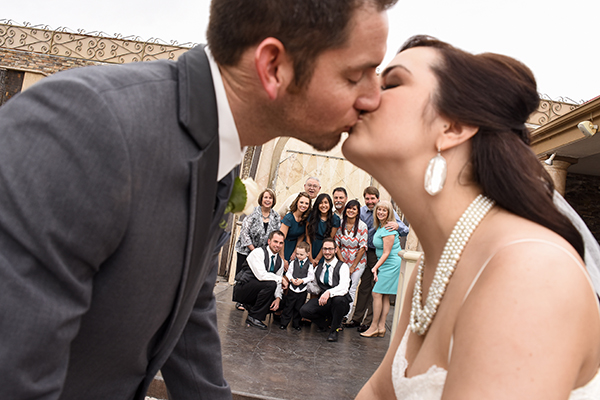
[254,38,294,100]
[436,120,479,151]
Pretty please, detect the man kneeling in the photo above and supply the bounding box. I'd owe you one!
[300,238,351,342]
[233,230,288,329]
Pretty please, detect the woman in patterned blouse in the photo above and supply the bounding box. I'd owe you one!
[234,188,281,310]
[334,199,368,319]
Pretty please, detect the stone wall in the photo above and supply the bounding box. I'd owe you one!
[0,22,192,103]
[0,48,101,105]
[565,172,600,242]
[0,48,100,76]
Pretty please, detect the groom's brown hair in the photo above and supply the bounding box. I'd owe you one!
[207,0,397,89]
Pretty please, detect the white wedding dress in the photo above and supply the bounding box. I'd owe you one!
[392,240,600,400]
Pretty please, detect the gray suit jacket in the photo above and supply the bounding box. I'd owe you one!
[0,46,233,399]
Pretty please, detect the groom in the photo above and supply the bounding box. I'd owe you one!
[0,0,397,399]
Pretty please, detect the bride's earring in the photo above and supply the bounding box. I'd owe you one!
[424,147,447,196]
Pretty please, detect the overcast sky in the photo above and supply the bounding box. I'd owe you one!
[3,0,598,102]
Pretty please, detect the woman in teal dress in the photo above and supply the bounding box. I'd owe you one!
[360,200,401,338]
[306,193,340,265]
[280,192,312,262]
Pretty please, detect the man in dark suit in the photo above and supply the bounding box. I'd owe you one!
[0,0,397,398]
[233,230,288,329]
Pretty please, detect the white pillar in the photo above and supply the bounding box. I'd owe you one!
[392,250,422,342]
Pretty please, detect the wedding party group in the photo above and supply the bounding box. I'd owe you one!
[1,0,599,398]
[231,181,408,343]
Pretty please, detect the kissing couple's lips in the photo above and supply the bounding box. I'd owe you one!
[347,115,367,134]
[343,114,363,134]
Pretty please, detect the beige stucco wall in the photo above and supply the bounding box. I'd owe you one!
[22,71,45,91]
[254,134,395,204]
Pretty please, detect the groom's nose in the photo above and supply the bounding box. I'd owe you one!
[354,74,381,113]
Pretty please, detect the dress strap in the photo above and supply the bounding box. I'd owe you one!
[449,239,600,364]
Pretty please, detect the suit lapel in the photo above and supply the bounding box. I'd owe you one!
[149,46,231,364]
[178,45,218,150]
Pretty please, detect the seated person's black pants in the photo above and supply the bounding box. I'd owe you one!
[300,295,350,332]
[233,278,277,321]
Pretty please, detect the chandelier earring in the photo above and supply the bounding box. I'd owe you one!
[424,147,447,196]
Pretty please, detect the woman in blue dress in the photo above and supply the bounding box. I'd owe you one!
[306,193,341,265]
[361,200,401,338]
[280,192,312,263]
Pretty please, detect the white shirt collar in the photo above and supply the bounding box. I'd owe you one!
[204,46,246,181]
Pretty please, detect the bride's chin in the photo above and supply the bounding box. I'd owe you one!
[341,135,366,166]
[342,138,380,178]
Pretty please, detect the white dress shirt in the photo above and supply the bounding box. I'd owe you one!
[245,246,285,298]
[204,47,246,181]
[285,258,315,294]
[319,256,350,298]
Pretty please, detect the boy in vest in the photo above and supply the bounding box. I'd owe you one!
[279,242,314,331]
[233,230,288,329]
[300,238,351,342]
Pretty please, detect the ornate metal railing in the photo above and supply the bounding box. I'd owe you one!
[1,21,584,126]
[0,20,195,63]
[528,95,582,127]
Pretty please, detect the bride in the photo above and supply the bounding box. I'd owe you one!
[343,35,600,399]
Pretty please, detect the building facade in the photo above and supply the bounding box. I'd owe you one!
[2,21,598,278]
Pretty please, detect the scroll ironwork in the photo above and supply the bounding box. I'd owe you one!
[0,20,194,64]
[529,95,582,127]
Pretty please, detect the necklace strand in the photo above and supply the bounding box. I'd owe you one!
[410,194,495,336]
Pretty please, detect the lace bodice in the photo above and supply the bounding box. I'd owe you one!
[392,240,600,400]
[392,327,446,400]
[392,327,600,400]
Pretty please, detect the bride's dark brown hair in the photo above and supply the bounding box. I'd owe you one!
[399,35,584,257]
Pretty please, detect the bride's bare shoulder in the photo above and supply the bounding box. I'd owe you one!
[444,210,600,398]
[481,208,579,252]
[468,208,591,320]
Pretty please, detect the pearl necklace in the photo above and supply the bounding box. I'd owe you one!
[410,194,495,336]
